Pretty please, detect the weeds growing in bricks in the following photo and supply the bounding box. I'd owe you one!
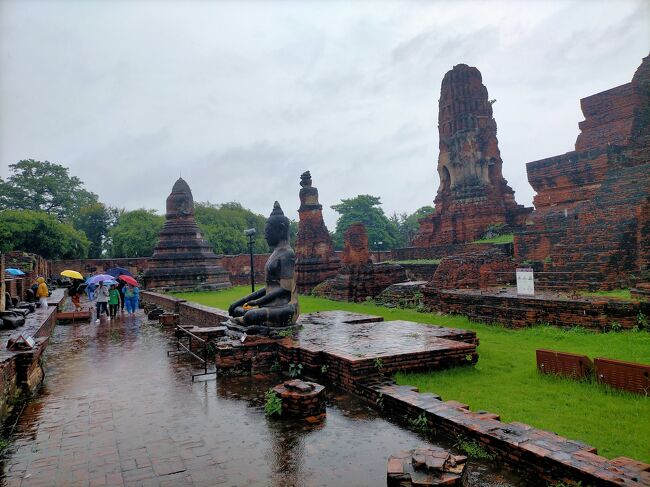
[264,389,282,418]
[288,363,303,378]
[454,437,496,461]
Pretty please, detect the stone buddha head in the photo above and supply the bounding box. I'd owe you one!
[265,201,290,248]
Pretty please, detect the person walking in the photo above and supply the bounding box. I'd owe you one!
[124,284,140,315]
[94,281,110,323]
[108,284,120,320]
[117,281,126,314]
[36,277,49,310]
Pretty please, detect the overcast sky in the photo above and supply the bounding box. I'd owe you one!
[1,0,648,229]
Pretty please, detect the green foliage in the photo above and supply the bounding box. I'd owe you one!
[109,209,164,257]
[264,389,282,417]
[455,437,496,461]
[72,202,117,258]
[0,209,89,259]
[331,195,399,250]
[195,202,270,255]
[374,357,384,370]
[320,364,329,374]
[278,328,297,338]
[636,312,648,331]
[0,159,98,221]
[270,360,282,373]
[407,412,429,432]
[288,363,303,378]
[390,206,435,246]
[176,286,650,463]
[609,321,622,333]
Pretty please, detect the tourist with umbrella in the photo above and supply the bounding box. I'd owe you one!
[120,275,140,315]
[93,279,110,323]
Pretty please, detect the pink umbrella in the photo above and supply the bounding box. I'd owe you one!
[118,275,139,287]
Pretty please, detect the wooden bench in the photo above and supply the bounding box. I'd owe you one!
[594,357,650,396]
[536,349,593,379]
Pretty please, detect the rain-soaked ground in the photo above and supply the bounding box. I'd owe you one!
[0,312,524,487]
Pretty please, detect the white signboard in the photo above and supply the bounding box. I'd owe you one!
[516,268,535,296]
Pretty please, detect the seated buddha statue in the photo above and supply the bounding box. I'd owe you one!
[228,201,299,329]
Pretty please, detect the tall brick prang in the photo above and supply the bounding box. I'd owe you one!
[144,178,231,291]
[295,171,341,294]
[413,64,531,251]
[515,54,650,289]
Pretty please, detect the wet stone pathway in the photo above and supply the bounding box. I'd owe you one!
[1,312,521,487]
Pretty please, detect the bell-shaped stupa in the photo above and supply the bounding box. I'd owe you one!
[144,178,231,291]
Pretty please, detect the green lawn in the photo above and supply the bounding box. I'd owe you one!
[173,286,650,462]
[579,289,637,301]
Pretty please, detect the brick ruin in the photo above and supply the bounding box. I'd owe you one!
[413,64,531,252]
[294,171,341,294]
[312,223,407,302]
[143,178,231,291]
[515,54,650,289]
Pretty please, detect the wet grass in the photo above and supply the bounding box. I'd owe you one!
[579,289,635,301]
[472,233,514,244]
[174,286,650,463]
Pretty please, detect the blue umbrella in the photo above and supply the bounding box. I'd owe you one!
[5,268,25,276]
[105,267,132,278]
[86,274,114,284]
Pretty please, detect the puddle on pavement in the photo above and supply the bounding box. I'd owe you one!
[1,315,526,487]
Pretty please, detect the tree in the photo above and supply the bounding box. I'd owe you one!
[331,195,399,250]
[0,159,98,221]
[0,210,89,259]
[73,203,117,258]
[195,201,296,255]
[393,205,435,246]
[109,209,164,258]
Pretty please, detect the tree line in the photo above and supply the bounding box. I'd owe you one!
[0,159,433,260]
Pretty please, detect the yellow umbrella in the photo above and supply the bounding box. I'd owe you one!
[61,270,83,280]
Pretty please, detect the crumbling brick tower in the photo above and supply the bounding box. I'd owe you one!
[144,178,231,291]
[413,64,531,251]
[294,171,341,294]
[514,54,650,289]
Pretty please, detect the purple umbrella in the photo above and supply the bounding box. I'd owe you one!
[86,274,114,285]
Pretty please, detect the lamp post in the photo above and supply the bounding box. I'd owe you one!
[373,241,383,263]
[244,228,257,292]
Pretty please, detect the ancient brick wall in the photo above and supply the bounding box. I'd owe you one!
[424,288,648,330]
[178,302,229,328]
[515,54,650,289]
[413,64,532,249]
[427,248,515,290]
[218,253,269,286]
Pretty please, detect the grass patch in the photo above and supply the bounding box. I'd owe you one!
[472,233,514,244]
[384,259,442,265]
[173,286,650,462]
[579,289,635,301]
